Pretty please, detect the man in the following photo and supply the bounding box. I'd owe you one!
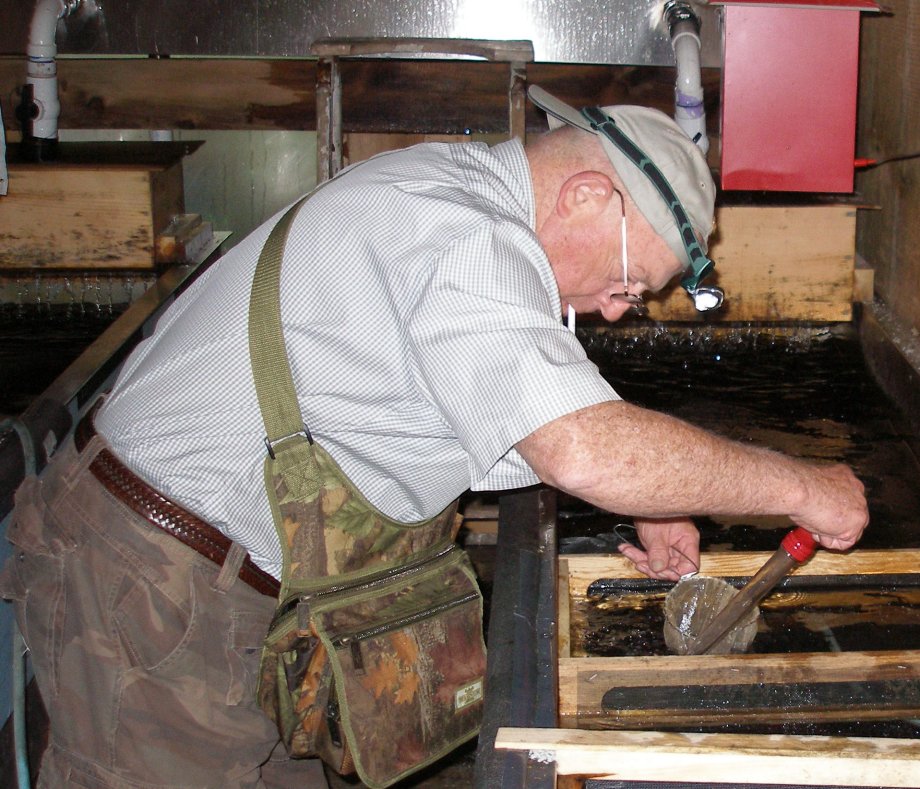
[2,85,868,788]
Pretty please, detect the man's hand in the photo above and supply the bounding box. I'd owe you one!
[617,517,700,581]
[791,462,869,551]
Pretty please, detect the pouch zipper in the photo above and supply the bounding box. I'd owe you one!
[331,590,480,647]
[269,543,458,631]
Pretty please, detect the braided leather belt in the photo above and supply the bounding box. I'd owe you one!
[74,407,280,598]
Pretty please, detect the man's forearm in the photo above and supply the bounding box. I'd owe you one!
[515,400,867,549]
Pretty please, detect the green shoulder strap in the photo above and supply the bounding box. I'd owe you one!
[248,196,310,453]
[247,194,327,527]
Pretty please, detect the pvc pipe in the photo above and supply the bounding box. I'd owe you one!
[26,0,68,141]
[665,2,709,155]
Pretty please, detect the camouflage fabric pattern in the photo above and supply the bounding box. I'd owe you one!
[266,435,459,591]
[316,552,486,788]
[260,624,351,773]
[257,435,485,787]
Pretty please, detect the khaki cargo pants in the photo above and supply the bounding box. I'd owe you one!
[0,435,328,788]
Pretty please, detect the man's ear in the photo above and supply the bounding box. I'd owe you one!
[555,171,615,219]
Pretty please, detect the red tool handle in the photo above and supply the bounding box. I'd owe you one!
[781,526,818,563]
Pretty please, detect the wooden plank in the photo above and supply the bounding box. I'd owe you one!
[494,727,920,786]
[599,678,920,726]
[562,550,920,599]
[557,560,572,660]
[558,650,920,719]
[0,163,182,269]
[856,1,920,331]
[647,205,857,322]
[0,57,719,135]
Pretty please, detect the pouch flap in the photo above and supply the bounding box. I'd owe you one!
[311,547,486,789]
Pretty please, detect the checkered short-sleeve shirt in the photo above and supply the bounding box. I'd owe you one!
[97,139,618,578]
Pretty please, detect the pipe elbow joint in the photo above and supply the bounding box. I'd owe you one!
[28,0,68,59]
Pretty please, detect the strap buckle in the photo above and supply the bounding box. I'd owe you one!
[263,424,314,459]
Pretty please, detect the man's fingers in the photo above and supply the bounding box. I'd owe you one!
[617,543,644,564]
[646,547,670,573]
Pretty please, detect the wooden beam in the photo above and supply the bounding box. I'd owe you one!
[558,650,920,722]
[494,727,920,786]
[0,57,720,134]
[562,549,920,598]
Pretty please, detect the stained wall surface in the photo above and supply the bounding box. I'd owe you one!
[856,3,920,332]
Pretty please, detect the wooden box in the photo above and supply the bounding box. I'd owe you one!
[0,142,193,271]
[496,549,920,786]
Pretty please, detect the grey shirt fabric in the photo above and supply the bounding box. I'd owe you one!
[97,139,619,579]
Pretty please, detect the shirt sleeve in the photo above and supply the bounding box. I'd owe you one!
[407,218,620,486]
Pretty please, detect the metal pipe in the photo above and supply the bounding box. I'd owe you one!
[12,621,29,789]
[664,1,709,155]
[0,418,35,789]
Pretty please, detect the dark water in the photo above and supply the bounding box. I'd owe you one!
[562,323,920,552]
[0,303,124,416]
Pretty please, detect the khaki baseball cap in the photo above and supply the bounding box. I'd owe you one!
[528,85,716,264]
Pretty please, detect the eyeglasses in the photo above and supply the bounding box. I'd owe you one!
[608,188,649,318]
[581,106,724,312]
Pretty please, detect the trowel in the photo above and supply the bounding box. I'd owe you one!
[684,526,818,655]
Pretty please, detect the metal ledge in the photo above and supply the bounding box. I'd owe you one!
[475,486,558,789]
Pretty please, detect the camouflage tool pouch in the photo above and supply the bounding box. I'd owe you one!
[259,543,486,788]
[248,197,486,788]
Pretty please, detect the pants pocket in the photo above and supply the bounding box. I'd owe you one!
[111,567,195,671]
[6,475,76,557]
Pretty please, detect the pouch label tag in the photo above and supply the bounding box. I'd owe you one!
[455,678,484,711]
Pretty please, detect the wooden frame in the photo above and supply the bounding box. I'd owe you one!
[495,727,920,786]
[495,549,920,787]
